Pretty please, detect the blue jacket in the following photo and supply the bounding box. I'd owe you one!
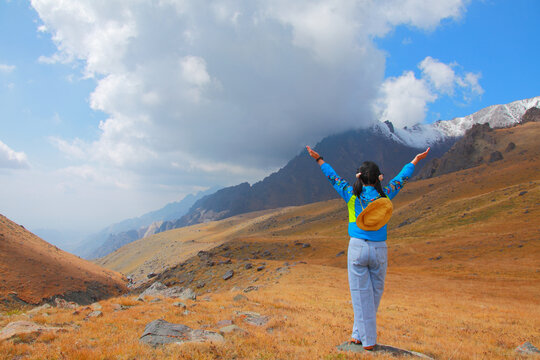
[320,162,415,241]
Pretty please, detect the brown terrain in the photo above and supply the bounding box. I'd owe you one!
[0,215,127,309]
[0,121,538,359]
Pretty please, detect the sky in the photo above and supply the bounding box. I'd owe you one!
[0,0,538,234]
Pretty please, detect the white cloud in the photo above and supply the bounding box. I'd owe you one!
[375,56,483,128]
[374,71,437,128]
[0,140,30,169]
[0,63,16,73]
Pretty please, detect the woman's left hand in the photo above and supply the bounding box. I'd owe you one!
[411,147,430,165]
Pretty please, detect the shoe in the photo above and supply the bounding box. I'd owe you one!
[363,345,375,351]
[349,338,362,345]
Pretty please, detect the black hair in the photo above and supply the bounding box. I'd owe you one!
[352,161,387,199]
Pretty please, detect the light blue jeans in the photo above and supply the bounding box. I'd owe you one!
[347,237,388,346]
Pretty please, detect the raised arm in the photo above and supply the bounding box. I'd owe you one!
[306,145,352,202]
[384,147,430,199]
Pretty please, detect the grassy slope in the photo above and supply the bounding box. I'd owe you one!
[1,122,539,359]
[0,215,127,307]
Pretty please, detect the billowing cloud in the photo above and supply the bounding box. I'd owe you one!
[375,56,483,128]
[22,0,470,229]
[0,140,30,169]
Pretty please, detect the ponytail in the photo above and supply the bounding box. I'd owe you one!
[352,161,387,198]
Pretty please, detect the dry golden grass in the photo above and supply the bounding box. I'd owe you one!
[1,122,539,359]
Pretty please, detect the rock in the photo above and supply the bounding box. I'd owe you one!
[219,325,247,335]
[519,191,528,196]
[336,251,345,257]
[256,265,265,271]
[90,302,102,310]
[516,341,540,355]
[488,151,503,163]
[235,311,269,326]
[302,243,311,248]
[233,294,247,302]
[336,342,434,359]
[112,304,129,311]
[223,270,234,280]
[243,286,258,293]
[147,273,157,279]
[27,303,52,315]
[262,250,272,257]
[505,142,516,152]
[244,263,252,270]
[139,319,223,346]
[0,321,65,341]
[139,282,196,300]
[196,282,206,289]
[86,311,103,319]
[173,302,187,309]
[150,298,162,303]
[54,298,78,309]
[216,319,233,327]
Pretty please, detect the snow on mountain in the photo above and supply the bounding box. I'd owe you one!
[379,96,540,148]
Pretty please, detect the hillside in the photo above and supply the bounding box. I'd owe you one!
[0,215,127,309]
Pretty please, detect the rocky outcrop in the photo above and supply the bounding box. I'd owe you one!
[520,107,540,124]
[137,282,196,300]
[0,321,66,341]
[416,123,496,179]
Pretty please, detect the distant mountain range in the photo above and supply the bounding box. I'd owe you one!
[89,96,539,260]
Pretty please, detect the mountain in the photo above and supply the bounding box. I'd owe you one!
[167,97,539,231]
[0,214,126,309]
[75,187,219,259]
[417,106,540,179]
[386,96,540,148]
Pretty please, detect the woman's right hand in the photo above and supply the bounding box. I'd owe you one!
[306,146,325,164]
[411,147,430,165]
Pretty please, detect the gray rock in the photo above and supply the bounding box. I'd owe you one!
[256,265,265,271]
[302,243,311,248]
[216,319,233,327]
[86,311,103,319]
[516,341,540,355]
[27,303,52,315]
[336,251,345,257]
[233,294,247,302]
[223,270,234,280]
[0,321,65,341]
[336,342,434,359]
[139,282,196,300]
[140,319,223,346]
[244,263,252,270]
[90,302,102,310]
[236,311,269,326]
[219,325,247,335]
[173,302,187,309]
[243,286,259,293]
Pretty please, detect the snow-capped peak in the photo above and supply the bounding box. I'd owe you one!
[379,96,540,148]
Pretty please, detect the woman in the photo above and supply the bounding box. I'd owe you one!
[306,145,430,350]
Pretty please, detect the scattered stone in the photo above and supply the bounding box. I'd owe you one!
[236,311,269,326]
[233,294,247,302]
[150,298,162,303]
[516,341,540,355]
[256,265,265,271]
[262,250,272,257]
[112,304,129,311]
[90,302,102,310]
[219,325,247,335]
[505,142,516,152]
[147,273,157,279]
[336,251,345,257]
[223,270,234,280]
[54,298,78,309]
[230,286,242,292]
[219,259,232,265]
[139,319,223,346]
[85,311,103,319]
[173,302,187,309]
[302,243,311,248]
[243,286,258,293]
[294,242,302,246]
[27,304,52,315]
[336,342,434,359]
[519,191,528,196]
[0,321,65,341]
[138,282,196,300]
[488,151,503,163]
[216,319,233,327]
[244,263,253,270]
[196,282,206,289]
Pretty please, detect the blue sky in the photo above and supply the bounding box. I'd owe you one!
[0,0,538,235]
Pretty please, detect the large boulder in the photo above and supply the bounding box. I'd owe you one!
[138,282,196,300]
[0,321,65,341]
[140,319,223,346]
